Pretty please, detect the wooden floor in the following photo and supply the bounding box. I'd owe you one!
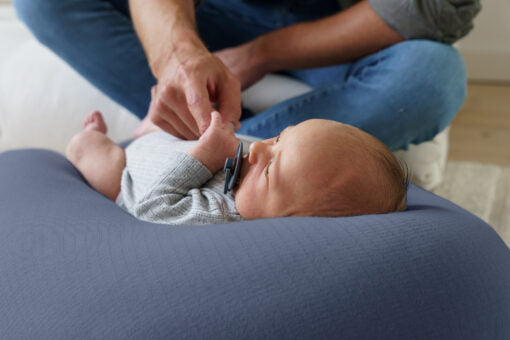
[449,83,510,165]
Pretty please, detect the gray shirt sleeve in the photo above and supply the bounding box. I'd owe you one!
[130,152,241,225]
[369,0,481,44]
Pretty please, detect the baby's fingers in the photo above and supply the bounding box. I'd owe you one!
[209,111,232,132]
[210,111,222,127]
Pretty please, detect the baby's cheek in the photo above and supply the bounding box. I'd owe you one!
[234,179,255,216]
[236,195,260,220]
[234,190,248,217]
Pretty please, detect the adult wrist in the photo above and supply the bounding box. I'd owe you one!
[152,30,207,78]
[251,35,280,74]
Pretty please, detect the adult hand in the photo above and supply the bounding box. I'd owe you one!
[149,47,242,140]
[214,40,268,91]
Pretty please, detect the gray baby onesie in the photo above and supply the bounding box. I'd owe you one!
[116,131,243,225]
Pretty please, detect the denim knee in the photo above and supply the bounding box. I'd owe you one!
[13,0,69,46]
[390,40,467,140]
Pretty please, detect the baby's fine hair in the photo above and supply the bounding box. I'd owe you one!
[303,125,408,217]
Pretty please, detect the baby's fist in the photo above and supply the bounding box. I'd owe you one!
[188,111,240,173]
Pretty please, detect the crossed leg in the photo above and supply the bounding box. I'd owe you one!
[66,111,126,201]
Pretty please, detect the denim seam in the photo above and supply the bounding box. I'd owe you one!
[349,55,388,82]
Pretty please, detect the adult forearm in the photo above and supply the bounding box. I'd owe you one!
[129,0,206,78]
[254,0,404,73]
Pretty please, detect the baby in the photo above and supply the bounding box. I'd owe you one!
[66,111,407,225]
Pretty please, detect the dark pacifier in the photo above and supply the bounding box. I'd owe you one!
[223,142,243,194]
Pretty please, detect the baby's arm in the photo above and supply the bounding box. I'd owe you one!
[128,112,240,225]
[132,152,233,225]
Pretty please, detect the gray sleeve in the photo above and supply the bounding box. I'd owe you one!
[131,152,235,225]
[369,0,481,44]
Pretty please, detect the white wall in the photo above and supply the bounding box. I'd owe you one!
[456,0,510,82]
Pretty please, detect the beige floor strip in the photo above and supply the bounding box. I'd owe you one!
[432,160,510,247]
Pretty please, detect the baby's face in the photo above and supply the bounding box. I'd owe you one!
[233,119,356,219]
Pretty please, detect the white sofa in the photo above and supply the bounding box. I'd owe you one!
[0,7,449,190]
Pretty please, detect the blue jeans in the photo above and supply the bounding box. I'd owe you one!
[13,0,466,151]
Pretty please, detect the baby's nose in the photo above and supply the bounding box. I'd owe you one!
[248,141,270,164]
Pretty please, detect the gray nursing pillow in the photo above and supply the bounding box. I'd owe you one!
[1,148,509,339]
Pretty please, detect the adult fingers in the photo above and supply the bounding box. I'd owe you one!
[159,85,200,138]
[147,102,184,139]
[218,76,242,130]
[152,117,185,140]
[152,86,199,140]
[148,94,195,140]
[184,77,214,135]
[152,100,197,140]
[145,86,179,138]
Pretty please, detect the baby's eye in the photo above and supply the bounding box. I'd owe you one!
[275,134,281,143]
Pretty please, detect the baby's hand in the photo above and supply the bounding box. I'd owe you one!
[188,111,240,173]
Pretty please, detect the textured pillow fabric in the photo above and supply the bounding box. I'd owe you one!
[1,148,509,339]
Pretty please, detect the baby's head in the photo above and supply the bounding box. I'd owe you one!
[234,119,407,219]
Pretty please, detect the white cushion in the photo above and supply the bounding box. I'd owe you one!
[241,73,312,112]
[0,16,448,190]
[0,40,140,152]
[394,128,449,190]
